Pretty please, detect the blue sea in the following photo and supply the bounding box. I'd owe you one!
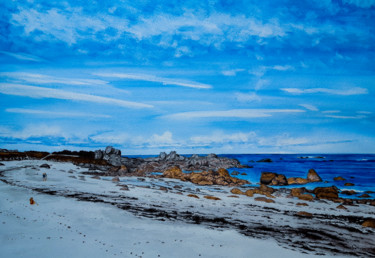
[130,154,375,199]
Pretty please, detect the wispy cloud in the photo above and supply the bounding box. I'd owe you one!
[94,73,212,89]
[299,104,319,111]
[163,109,305,120]
[282,87,368,95]
[322,110,341,114]
[6,108,111,118]
[1,72,108,86]
[235,92,261,102]
[0,51,44,62]
[0,83,153,109]
[325,114,367,119]
[221,69,245,76]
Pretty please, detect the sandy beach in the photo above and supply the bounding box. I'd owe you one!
[1,159,374,257]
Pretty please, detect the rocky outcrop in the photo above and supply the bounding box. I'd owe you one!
[162,166,249,186]
[94,146,122,166]
[334,176,346,181]
[135,151,242,175]
[257,158,272,163]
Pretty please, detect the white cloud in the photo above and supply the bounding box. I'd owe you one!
[0,83,153,108]
[11,8,285,48]
[325,115,367,119]
[299,104,319,111]
[235,92,261,102]
[190,131,257,145]
[0,72,108,86]
[357,111,372,114]
[148,131,174,145]
[94,73,212,89]
[163,109,305,120]
[6,108,111,118]
[282,87,368,95]
[0,51,44,62]
[270,65,294,71]
[221,69,245,76]
[0,124,65,140]
[322,110,341,114]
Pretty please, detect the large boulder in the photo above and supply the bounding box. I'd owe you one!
[313,186,339,200]
[105,146,115,154]
[307,169,322,182]
[260,172,287,186]
[94,150,103,160]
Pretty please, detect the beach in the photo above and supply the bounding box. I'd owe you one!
[1,159,374,257]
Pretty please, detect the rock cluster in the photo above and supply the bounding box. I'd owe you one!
[94,146,122,166]
[260,169,322,186]
[162,166,249,186]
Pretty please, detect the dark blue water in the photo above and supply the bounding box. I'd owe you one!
[129,154,375,198]
[221,154,375,198]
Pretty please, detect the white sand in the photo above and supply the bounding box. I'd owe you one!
[1,160,371,257]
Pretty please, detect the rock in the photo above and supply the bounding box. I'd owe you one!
[231,171,239,176]
[259,184,275,194]
[105,146,115,154]
[260,172,277,185]
[334,176,346,181]
[336,204,347,210]
[254,197,275,203]
[244,189,254,197]
[163,166,184,179]
[362,219,375,228]
[94,150,103,160]
[241,172,247,175]
[187,194,199,199]
[91,176,101,179]
[344,183,355,186]
[288,177,309,185]
[313,186,339,200]
[204,196,221,200]
[307,169,322,182]
[359,194,370,198]
[257,158,272,163]
[365,191,375,194]
[341,190,357,195]
[40,164,50,169]
[296,202,309,206]
[260,172,287,186]
[159,186,168,191]
[112,177,120,182]
[230,188,244,195]
[297,211,312,217]
[108,154,122,166]
[117,165,129,175]
[119,185,129,191]
[291,187,306,197]
[0,162,4,166]
[298,194,314,201]
[228,195,239,198]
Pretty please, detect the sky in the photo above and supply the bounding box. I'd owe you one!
[0,0,374,154]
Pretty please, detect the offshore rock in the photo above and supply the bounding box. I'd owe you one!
[307,169,322,182]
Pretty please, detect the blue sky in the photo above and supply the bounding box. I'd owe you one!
[0,0,374,154]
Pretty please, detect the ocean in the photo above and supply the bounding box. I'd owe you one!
[130,154,375,199]
[222,154,375,198]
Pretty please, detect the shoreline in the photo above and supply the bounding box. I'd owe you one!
[1,159,375,257]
